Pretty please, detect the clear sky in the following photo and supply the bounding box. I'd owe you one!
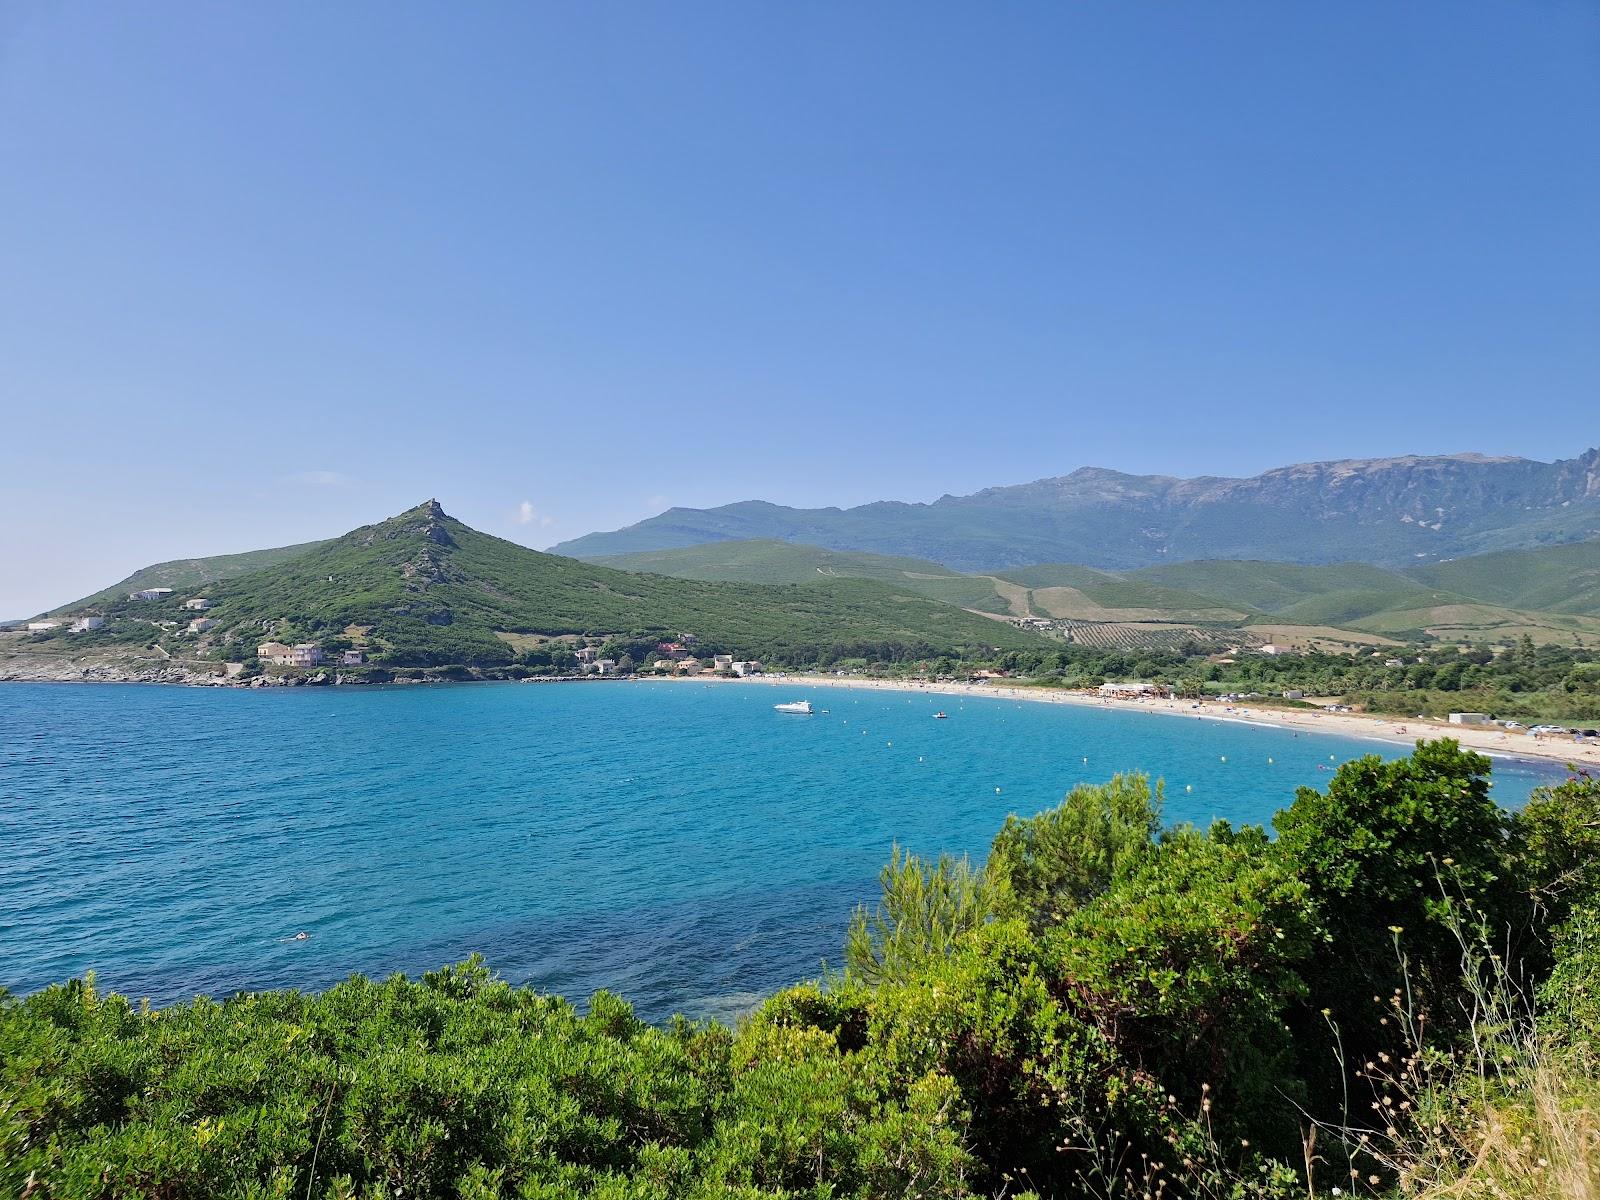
[2,3,1596,617]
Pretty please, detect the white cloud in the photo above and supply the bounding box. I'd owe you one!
[515,501,555,528]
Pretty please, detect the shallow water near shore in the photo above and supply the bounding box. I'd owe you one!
[0,679,1570,1021]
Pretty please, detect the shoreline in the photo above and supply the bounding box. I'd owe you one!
[669,673,1600,770]
[5,655,1592,770]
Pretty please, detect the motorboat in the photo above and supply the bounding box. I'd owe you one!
[774,700,814,715]
[933,711,948,719]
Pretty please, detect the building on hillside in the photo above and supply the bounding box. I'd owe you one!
[26,621,61,632]
[655,642,689,660]
[594,658,619,675]
[1449,712,1491,725]
[1257,644,1283,656]
[679,633,698,645]
[1385,658,1406,668]
[731,660,762,677]
[342,650,364,666]
[574,648,598,665]
[187,617,218,634]
[184,598,214,611]
[69,616,105,633]
[256,641,322,667]
[129,588,174,601]
[678,658,702,676]
[712,654,734,672]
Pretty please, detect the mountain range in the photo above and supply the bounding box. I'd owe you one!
[553,448,1600,571]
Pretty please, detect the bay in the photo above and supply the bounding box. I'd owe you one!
[0,679,1567,1022]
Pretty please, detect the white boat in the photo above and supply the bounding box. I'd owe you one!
[774,700,813,715]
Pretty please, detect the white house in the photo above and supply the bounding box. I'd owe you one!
[26,620,61,632]
[69,616,105,633]
[184,598,214,611]
[129,588,174,601]
[1098,681,1160,697]
[731,660,762,677]
[594,658,618,675]
[187,617,218,634]
[1448,712,1491,725]
[342,649,364,666]
[678,658,702,676]
[713,654,734,671]
[574,648,598,665]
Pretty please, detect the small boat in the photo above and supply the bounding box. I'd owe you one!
[774,700,813,715]
[933,711,948,719]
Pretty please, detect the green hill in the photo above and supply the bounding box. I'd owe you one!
[594,540,1014,613]
[55,502,1045,668]
[55,540,330,611]
[1404,539,1600,615]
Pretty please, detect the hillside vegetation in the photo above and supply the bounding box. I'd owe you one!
[5,744,1597,1199]
[590,538,1600,646]
[57,540,331,610]
[46,503,1044,669]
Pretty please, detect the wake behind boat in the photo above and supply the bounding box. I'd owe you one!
[774,700,814,715]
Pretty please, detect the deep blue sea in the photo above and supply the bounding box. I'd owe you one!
[0,679,1571,1021]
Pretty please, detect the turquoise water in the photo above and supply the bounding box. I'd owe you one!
[0,680,1569,1021]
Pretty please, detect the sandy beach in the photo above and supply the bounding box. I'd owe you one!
[681,673,1600,771]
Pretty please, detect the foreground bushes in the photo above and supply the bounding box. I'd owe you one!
[3,743,1597,1198]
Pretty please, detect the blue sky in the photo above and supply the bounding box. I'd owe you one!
[2,3,1596,616]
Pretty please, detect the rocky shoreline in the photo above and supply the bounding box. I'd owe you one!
[0,649,608,689]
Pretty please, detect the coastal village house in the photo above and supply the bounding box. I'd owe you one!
[731,660,762,676]
[342,650,364,666]
[678,658,702,676]
[187,617,218,634]
[257,641,324,668]
[594,658,618,675]
[69,616,104,633]
[129,588,174,601]
[184,598,214,611]
[574,648,598,665]
[713,654,734,672]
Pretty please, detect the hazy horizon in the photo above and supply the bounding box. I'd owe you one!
[3,4,1596,616]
